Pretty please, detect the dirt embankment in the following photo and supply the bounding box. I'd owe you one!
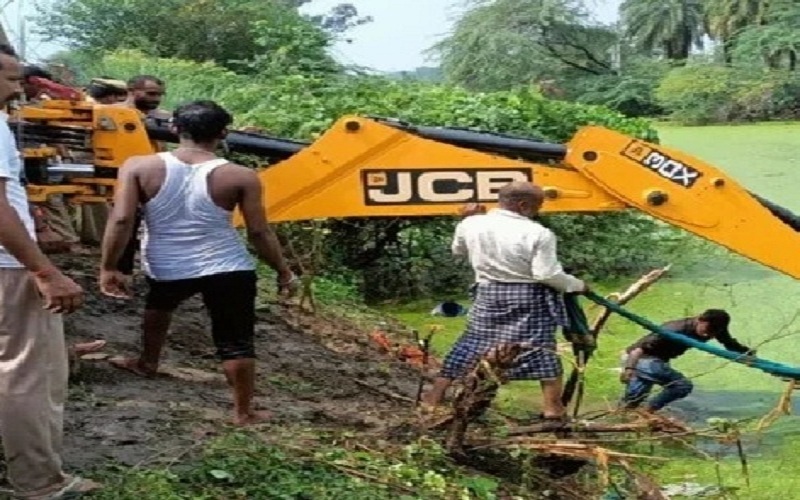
[52,252,424,473]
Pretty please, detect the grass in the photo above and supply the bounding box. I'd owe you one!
[89,430,500,499]
[380,122,800,498]
[82,122,800,498]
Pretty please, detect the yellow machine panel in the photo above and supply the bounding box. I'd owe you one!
[247,116,625,224]
[13,100,154,203]
[12,99,800,282]
[567,126,800,279]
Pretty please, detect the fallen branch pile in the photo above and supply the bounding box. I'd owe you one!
[562,264,672,416]
[503,413,691,437]
[413,266,698,496]
[446,343,527,453]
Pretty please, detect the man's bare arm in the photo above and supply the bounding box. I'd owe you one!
[29,204,46,232]
[238,169,293,280]
[0,179,57,273]
[100,160,142,271]
[620,346,645,382]
[624,347,645,370]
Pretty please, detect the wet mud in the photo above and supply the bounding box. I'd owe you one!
[2,251,798,482]
[43,253,424,474]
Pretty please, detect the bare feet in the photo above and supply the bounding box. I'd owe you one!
[420,391,444,407]
[73,339,107,357]
[69,244,94,255]
[232,410,272,426]
[22,474,103,499]
[109,357,158,378]
[57,475,103,496]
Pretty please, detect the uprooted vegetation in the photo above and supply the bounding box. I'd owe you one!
[29,252,605,498]
[14,2,798,495]
[1,252,774,499]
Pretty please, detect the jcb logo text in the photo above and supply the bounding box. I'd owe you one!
[362,169,532,205]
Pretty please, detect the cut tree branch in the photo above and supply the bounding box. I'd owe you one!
[562,264,672,413]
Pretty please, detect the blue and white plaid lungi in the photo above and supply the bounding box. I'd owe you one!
[440,282,569,381]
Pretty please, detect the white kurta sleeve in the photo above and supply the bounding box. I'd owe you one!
[530,229,584,293]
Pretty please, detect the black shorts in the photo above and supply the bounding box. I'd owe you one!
[145,270,257,361]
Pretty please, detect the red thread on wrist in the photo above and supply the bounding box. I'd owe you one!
[31,266,56,279]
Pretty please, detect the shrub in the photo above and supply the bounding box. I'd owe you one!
[655,62,800,124]
[75,50,674,302]
[573,58,671,118]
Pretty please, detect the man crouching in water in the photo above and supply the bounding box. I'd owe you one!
[99,100,298,426]
[620,309,754,413]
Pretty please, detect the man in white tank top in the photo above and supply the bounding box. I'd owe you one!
[0,46,103,497]
[99,100,298,426]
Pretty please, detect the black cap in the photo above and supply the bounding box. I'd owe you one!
[699,309,730,336]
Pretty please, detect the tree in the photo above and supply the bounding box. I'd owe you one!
[305,3,373,36]
[280,0,371,35]
[574,57,671,117]
[705,0,769,63]
[430,0,618,92]
[33,0,362,73]
[732,0,800,69]
[620,0,706,62]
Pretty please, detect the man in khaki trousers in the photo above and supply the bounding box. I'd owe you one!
[0,45,101,499]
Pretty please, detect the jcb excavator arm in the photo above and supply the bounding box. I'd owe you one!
[16,102,800,281]
[228,115,800,281]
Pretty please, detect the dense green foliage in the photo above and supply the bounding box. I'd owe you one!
[35,0,365,74]
[433,0,800,124]
[92,432,507,499]
[39,0,683,303]
[70,48,672,300]
[655,63,800,124]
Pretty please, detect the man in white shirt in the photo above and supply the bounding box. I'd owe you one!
[0,45,101,498]
[421,181,588,423]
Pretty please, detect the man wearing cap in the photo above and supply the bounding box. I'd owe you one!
[619,309,755,413]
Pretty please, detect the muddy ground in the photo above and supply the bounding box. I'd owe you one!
[6,251,789,488]
[45,252,425,475]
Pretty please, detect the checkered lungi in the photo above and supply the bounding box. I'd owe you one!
[440,282,569,381]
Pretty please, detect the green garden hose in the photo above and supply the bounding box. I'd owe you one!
[579,290,800,380]
[561,293,595,410]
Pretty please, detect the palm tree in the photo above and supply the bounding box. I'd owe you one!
[705,0,769,63]
[620,0,706,62]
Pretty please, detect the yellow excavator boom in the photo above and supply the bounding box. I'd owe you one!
[12,102,800,280]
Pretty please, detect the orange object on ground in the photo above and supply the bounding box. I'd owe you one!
[369,329,440,368]
[369,329,393,353]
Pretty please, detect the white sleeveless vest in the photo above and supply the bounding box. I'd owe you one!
[140,152,255,281]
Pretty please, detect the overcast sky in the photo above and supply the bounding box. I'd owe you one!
[6,0,623,72]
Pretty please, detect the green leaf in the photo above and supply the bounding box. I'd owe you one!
[209,469,234,481]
